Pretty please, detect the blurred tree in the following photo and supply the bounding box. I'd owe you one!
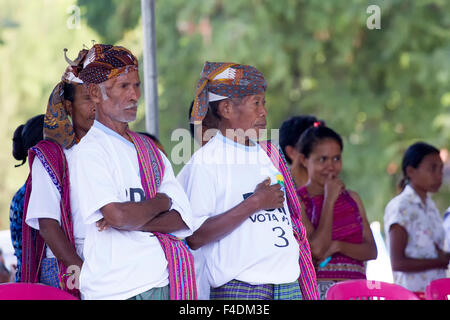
[0,17,19,45]
[77,0,141,44]
[0,0,99,229]
[3,0,448,230]
[83,0,450,226]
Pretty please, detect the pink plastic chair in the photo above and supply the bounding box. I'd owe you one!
[425,278,450,300]
[0,283,78,300]
[326,279,419,300]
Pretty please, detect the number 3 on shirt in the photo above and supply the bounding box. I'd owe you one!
[272,226,289,247]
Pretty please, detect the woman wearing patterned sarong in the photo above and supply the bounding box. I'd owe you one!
[21,48,95,298]
[295,123,377,299]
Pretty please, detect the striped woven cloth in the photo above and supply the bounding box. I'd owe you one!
[127,130,197,300]
[297,186,366,281]
[259,141,320,300]
[21,140,80,299]
[210,279,302,300]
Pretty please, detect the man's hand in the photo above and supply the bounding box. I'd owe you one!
[97,192,172,231]
[250,178,285,211]
[96,218,111,231]
[154,192,172,212]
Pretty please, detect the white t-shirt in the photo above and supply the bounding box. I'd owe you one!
[70,121,193,300]
[177,132,300,289]
[384,185,447,292]
[26,147,86,260]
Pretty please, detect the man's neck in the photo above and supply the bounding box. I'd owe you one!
[219,126,254,146]
[96,118,132,142]
[74,126,89,141]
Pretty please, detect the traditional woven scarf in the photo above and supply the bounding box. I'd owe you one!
[78,44,138,84]
[127,130,197,300]
[259,141,320,300]
[191,61,267,123]
[44,48,88,149]
[21,140,80,299]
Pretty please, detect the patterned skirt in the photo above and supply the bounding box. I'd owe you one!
[39,257,61,289]
[210,279,302,300]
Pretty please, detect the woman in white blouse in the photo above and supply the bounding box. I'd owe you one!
[384,142,450,293]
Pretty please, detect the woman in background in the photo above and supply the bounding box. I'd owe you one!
[9,114,44,282]
[384,142,450,293]
[296,123,377,299]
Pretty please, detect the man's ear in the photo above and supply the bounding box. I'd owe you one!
[64,100,73,118]
[88,83,102,104]
[216,99,234,120]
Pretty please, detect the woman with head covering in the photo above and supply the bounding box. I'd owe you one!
[9,114,45,282]
[21,48,95,298]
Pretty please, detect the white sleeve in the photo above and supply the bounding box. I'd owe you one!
[158,151,194,238]
[176,161,217,232]
[71,146,120,225]
[26,158,62,230]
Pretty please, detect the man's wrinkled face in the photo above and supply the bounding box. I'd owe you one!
[228,93,267,140]
[98,70,141,123]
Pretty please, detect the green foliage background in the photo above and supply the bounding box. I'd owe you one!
[1,0,450,234]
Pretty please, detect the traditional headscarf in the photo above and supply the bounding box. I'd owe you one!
[78,44,138,84]
[43,48,89,149]
[191,61,267,123]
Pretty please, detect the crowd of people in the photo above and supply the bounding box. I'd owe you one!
[5,43,450,300]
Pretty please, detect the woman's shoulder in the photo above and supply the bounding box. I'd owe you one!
[345,189,365,208]
[346,189,360,201]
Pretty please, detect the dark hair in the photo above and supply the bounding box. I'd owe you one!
[12,114,45,167]
[63,82,76,102]
[399,142,440,190]
[279,115,324,164]
[296,124,343,158]
[188,100,220,138]
[188,101,195,137]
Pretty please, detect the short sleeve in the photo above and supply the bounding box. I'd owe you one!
[70,146,121,225]
[157,151,194,238]
[176,161,217,231]
[384,199,411,235]
[26,158,62,230]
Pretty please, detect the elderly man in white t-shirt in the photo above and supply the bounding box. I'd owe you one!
[177,62,319,300]
[69,44,195,300]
